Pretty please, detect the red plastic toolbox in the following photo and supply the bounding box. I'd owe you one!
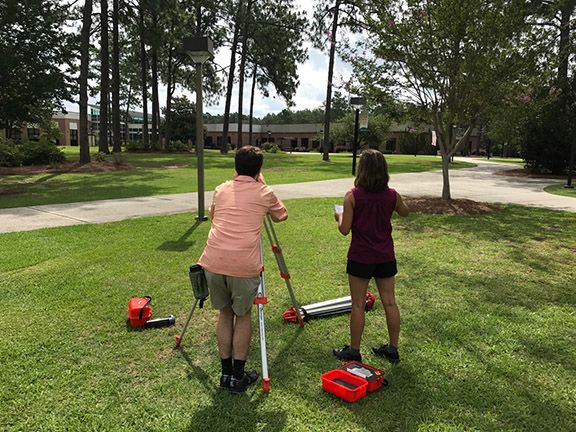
[340,361,385,392]
[321,369,368,402]
[128,296,152,327]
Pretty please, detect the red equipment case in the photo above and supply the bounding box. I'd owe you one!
[128,296,152,327]
[321,361,386,402]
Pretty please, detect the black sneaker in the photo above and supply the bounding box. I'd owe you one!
[229,370,259,395]
[219,374,232,390]
[333,345,362,362]
[372,344,400,363]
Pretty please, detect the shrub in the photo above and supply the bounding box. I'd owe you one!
[0,143,23,167]
[269,144,280,153]
[94,152,107,162]
[20,142,66,165]
[112,152,126,165]
[126,140,149,152]
[262,142,272,152]
[165,140,190,152]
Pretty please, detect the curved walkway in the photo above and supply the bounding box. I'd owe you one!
[0,159,574,233]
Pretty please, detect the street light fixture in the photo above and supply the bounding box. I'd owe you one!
[184,36,214,221]
[350,96,366,175]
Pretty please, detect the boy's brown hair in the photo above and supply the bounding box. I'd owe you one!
[235,145,263,178]
[354,149,390,193]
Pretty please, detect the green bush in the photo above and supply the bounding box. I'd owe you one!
[20,142,66,165]
[126,140,149,152]
[262,142,272,152]
[165,140,190,152]
[0,143,23,167]
[111,152,126,165]
[269,144,280,153]
[94,152,107,162]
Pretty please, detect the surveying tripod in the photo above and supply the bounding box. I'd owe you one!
[174,214,304,392]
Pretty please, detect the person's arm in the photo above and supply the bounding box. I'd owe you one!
[209,201,216,221]
[395,191,410,217]
[335,190,354,235]
[268,190,288,222]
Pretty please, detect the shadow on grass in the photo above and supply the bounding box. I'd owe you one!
[178,347,289,431]
[157,220,202,252]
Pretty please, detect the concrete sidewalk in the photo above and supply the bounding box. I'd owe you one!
[1,159,574,234]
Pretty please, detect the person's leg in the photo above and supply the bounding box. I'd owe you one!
[232,307,252,361]
[375,276,400,347]
[349,274,371,350]
[216,305,234,359]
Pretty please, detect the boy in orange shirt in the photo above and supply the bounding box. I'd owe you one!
[198,146,288,394]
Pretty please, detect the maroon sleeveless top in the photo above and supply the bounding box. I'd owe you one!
[347,187,397,264]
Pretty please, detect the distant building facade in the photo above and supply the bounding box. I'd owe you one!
[3,106,481,155]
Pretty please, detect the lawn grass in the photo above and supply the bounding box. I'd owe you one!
[545,184,576,198]
[1,198,575,431]
[0,149,475,209]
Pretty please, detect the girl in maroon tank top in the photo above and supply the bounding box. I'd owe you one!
[333,150,410,364]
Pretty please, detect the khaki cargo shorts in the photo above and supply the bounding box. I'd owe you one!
[204,270,260,316]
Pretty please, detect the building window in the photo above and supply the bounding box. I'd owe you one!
[301,138,309,148]
[27,128,41,141]
[70,129,78,146]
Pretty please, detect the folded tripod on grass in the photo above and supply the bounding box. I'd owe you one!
[282,293,376,323]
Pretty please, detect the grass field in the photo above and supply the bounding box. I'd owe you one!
[545,184,576,198]
[0,149,475,209]
[1,198,575,431]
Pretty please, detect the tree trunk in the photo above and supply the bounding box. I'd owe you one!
[112,0,121,152]
[99,0,110,154]
[441,154,451,199]
[221,0,244,153]
[236,0,254,150]
[164,48,174,145]
[151,11,159,146]
[248,64,257,146]
[558,4,571,88]
[79,0,92,164]
[322,0,340,162]
[139,4,149,145]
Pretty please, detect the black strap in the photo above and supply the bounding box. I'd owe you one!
[139,296,152,320]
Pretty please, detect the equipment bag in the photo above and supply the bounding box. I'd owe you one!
[128,296,152,327]
[189,264,209,308]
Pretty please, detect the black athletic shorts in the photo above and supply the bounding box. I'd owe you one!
[346,259,398,279]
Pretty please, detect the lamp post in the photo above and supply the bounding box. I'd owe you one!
[184,36,214,221]
[350,97,366,175]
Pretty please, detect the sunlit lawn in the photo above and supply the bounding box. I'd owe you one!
[545,184,576,198]
[1,198,574,431]
[0,149,475,209]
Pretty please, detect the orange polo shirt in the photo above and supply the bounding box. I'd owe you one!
[198,175,288,278]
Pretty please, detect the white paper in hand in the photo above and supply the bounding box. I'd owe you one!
[335,205,344,214]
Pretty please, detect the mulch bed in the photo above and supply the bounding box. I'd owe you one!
[494,168,567,180]
[0,160,139,175]
[404,198,505,215]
